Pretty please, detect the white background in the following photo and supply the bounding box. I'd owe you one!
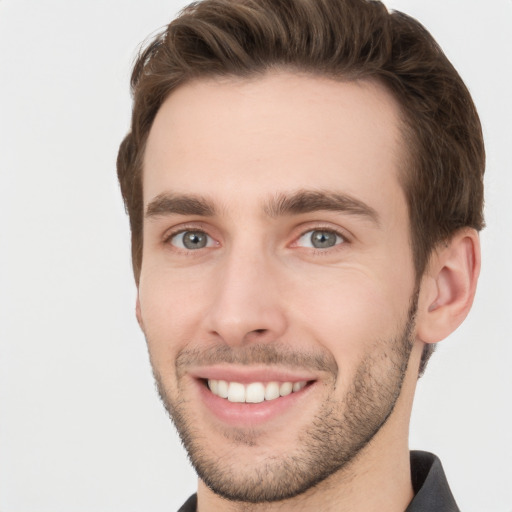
[0,1,510,511]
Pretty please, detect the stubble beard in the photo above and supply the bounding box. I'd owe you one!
[151,294,417,504]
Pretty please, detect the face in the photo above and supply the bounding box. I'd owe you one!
[138,73,419,502]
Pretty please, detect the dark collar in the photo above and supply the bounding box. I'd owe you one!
[178,451,459,511]
[406,451,460,511]
[177,493,197,512]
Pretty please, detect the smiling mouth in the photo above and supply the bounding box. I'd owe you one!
[207,379,311,403]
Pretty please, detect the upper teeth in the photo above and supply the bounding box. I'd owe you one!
[208,380,307,403]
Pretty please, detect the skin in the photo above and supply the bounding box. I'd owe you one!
[136,72,480,511]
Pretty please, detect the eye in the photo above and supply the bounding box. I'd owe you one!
[169,230,215,250]
[296,229,345,249]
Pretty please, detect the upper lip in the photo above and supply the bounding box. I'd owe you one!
[188,365,318,384]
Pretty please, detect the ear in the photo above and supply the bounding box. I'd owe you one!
[416,228,481,344]
[135,293,145,332]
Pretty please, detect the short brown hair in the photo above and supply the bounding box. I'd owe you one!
[117,0,485,373]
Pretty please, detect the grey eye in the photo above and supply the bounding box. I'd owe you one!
[310,231,337,248]
[297,229,343,249]
[171,231,212,250]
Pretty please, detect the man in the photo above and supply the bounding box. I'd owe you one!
[117,0,484,510]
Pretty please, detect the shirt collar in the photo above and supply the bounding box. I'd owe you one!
[406,451,460,512]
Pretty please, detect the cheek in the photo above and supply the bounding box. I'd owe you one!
[285,267,412,371]
[138,268,210,363]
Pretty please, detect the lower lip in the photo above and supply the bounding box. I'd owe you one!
[196,380,314,427]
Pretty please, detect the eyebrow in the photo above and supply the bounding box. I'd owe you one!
[264,190,379,224]
[145,189,379,224]
[145,193,216,218]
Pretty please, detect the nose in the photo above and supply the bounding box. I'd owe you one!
[203,246,288,346]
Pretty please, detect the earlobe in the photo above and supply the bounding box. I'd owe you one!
[416,228,481,344]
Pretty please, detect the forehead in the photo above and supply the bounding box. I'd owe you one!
[143,72,405,214]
